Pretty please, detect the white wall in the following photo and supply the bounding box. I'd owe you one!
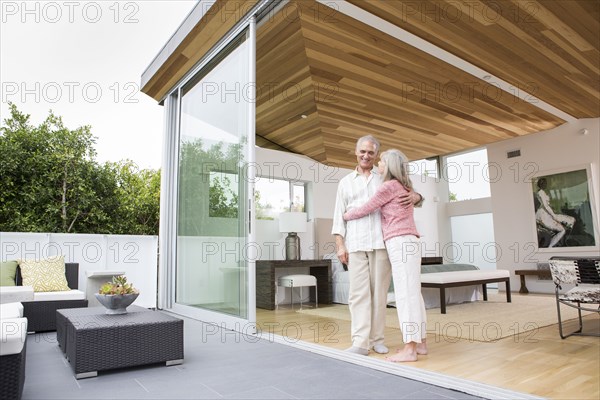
[487,118,600,293]
[449,213,496,271]
[411,173,443,256]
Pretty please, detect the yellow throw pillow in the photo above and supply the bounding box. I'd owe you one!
[19,255,71,292]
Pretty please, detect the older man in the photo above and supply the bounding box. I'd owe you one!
[332,135,422,355]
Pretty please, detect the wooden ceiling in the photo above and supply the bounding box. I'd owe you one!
[142,0,600,170]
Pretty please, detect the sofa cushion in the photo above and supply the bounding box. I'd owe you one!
[0,318,28,356]
[0,302,24,318]
[0,286,34,304]
[31,289,86,302]
[421,263,479,273]
[0,261,18,286]
[19,255,70,292]
[420,269,510,284]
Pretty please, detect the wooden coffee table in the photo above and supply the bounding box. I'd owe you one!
[57,306,183,379]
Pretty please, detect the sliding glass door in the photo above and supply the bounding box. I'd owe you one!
[170,23,256,330]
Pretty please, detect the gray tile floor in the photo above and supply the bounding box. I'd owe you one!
[22,312,488,400]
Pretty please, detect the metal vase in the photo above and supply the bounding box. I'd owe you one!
[285,232,301,260]
[94,293,139,315]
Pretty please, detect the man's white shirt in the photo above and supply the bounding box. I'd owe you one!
[332,168,385,253]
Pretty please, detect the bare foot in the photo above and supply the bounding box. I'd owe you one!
[398,342,428,355]
[386,349,417,362]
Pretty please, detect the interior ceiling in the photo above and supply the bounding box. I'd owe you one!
[255,0,599,169]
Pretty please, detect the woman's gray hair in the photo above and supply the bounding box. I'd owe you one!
[380,149,413,189]
[356,135,380,154]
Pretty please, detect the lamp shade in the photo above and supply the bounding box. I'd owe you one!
[279,212,307,233]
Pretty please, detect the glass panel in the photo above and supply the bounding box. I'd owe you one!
[292,183,305,212]
[176,36,250,318]
[255,178,289,220]
[209,172,239,218]
[445,149,490,201]
[253,178,307,219]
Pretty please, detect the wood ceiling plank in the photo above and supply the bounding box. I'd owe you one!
[300,12,459,81]
[317,89,503,141]
[347,0,599,118]
[396,128,473,149]
[531,1,596,52]
[540,30,600,76]
[256,65,312,109]
[563,75,600,101]
[319,73,554,138]
[256,3,315,142]
[301,18,562,133]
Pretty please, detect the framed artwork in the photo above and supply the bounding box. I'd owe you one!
[531,164,598,251]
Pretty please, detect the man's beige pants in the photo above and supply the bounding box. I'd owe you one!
[348,249,391,350]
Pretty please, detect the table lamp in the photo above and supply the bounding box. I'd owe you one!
[279,212,307,260]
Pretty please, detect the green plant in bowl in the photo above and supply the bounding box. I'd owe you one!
[95,275,139,314]
[98,275,139,295]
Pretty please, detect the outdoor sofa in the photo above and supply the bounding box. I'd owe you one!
[1,259,88,332]
[0,273,31,400]
[17,262,88,332]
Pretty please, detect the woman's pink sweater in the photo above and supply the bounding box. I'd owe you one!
[343,180,419,241]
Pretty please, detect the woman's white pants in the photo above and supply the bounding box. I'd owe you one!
[386,235,427,343]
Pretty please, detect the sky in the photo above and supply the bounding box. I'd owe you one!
[0,0,198,170]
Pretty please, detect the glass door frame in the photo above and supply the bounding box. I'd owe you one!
[159,3,270,332]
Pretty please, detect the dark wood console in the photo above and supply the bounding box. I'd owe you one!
[256,259,332,310]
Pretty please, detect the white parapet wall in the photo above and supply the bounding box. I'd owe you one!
[0,232,158,308]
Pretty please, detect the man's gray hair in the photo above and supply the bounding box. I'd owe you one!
[356,135,380,153]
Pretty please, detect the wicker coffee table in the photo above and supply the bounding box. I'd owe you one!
[57,306,184,379]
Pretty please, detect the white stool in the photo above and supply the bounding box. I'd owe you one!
[277,274,317,309]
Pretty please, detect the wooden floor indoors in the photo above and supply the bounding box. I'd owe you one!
[256,293,600,400]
